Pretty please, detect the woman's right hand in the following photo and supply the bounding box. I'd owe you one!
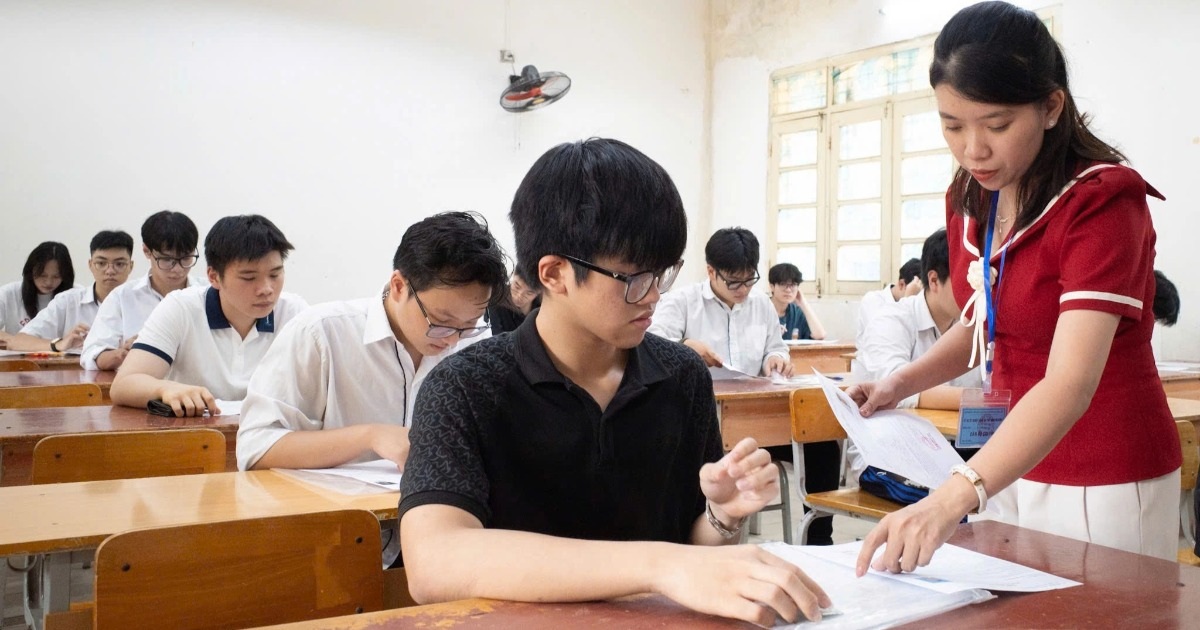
[844,377,904,416]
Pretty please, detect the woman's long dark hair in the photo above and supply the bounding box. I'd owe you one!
[21,241,74,318]
[930,1,1124,229]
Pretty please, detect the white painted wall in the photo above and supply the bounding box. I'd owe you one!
[711,0,1200,358]
[0,0,712,303]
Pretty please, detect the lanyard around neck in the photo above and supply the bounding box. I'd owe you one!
[981,192,1010,390]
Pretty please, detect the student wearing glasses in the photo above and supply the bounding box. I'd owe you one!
[237,211,508,474]
[648,227,792,378]
[8,231,135,352]
[80,211,204,370]
[767,263,826,341]
[110,215,306,416]
[399,139,829,626]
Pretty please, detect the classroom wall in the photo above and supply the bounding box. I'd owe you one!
[0,0,712,303]
[710,0,1200,359]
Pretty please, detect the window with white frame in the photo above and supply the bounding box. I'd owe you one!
[767,12,1055,296]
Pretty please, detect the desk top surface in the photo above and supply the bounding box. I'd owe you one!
[914,397,1200,439]
[255,521,1200,629]
[0,354,82,369]
[713,374,854,401]
[785,341,856,352]
[0,469,398,555]
[0,368,113,389]
[0,404,238,442]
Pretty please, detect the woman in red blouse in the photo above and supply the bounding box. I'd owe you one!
[848,0,1181,573]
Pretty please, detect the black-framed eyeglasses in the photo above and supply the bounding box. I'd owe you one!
[151,251,199,271]
[411,291,490,339]
[715,269,759,291]
[559,254,684,304]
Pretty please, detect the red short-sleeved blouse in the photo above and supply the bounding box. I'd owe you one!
[947,163,1181,486]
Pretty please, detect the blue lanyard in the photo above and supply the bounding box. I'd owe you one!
[982,192,1009,390]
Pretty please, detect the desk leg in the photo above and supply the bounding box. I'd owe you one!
[23,552,69,630]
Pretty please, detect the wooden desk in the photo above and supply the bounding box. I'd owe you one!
[0,404,238,486]
[255,520,1200,629]
[1161,366,1200,400]
[786,342,856,375]
[0,369,114,402]
[714,376,854,450]
[913,397,1200,440]
[0,354,82,371]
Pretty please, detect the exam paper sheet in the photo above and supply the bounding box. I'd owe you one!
[276,459,402,494]
[815,370,963,489]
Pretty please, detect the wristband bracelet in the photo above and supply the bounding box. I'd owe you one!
[950,464,987,514]
[49,338,62,352]
[705,502,746,540]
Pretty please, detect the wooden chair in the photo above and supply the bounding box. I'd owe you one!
[79,510,383,629]
[1176,420,1199,564]
[0,383,103,409]
[0,359,41,372]
[789,388,904,543]
[31,429,226,484]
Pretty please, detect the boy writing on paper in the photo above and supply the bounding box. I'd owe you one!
[399,139,830,627]
[110,215,306,416]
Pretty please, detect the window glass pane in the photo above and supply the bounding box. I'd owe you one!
[901,153,954,195]
[779,169,817,205]
[837,161,880,201]
[902,110,945,153]
[833,58,889,105]
[838,120,881,160]
[891,47,934,95]
[836,203,881,240]
[837,245,881,282]
[780,130,818,168]
[777,246,817,281]
[900,198,945,239]
[772,69,827,115]
[778,207,817,243]
[900,243,923,265]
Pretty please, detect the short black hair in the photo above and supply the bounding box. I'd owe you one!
[768,263,802,285]
[898,258,922,284]
[21,242,74,318]
[1154,270,1180,327]
[509,138,687,288]
[204,215,294,275]
[705,228,759,274]
[90,230,134,255]
[142,210,199,255]
[920,229,950,289]
[393,211,508,306]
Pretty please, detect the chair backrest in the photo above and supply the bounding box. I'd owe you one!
[31,429,226,484]
[789,388,848,444]
[93,510,384,630]
[0,383,103,409]
[1179,420,1198,492]
[0,359,41,372]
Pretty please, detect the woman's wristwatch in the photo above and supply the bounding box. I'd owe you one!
[950,464,987,514]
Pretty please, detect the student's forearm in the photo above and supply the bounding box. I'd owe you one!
[889,324,974,399]
[797,301,826,340]
[916,385,963,410]
[252,426,379,470]
[405,510,675,604]
[5,333,52,352]
[110,373,169,408]
[95,349,123,370]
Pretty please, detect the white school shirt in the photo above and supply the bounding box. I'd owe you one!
[79,273,202,369]
[848,293,982,482]
[130,285,307,401]
[19,284,101,340]
[236,293,489,471]
[855,285,898,343]
[648,280,788,376]
[0,280,55,334]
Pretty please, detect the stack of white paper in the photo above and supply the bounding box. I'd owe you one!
[275,459,402,495]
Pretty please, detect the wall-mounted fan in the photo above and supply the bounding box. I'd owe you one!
[500,65,571,113]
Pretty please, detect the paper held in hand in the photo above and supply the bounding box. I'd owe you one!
[814,370,963,489]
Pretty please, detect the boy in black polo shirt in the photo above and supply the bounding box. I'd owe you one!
[399,139,830,626]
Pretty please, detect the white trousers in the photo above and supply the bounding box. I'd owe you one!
[977,468,1181,560]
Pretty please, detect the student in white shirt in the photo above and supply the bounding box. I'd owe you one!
[9,231,135,352]
[0,242,75,339]
[649,227,791,377]
[111,215,306,416]
[856,257,923,342]
[849,229,981,481]
[236,211,508,473]
[80,210,202,371]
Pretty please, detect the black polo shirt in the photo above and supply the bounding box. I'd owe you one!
[398,310,723,544]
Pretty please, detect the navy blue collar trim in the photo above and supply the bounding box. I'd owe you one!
[205,287,276,332]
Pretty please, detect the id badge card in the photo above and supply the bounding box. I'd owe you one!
[956,388,1011,448]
